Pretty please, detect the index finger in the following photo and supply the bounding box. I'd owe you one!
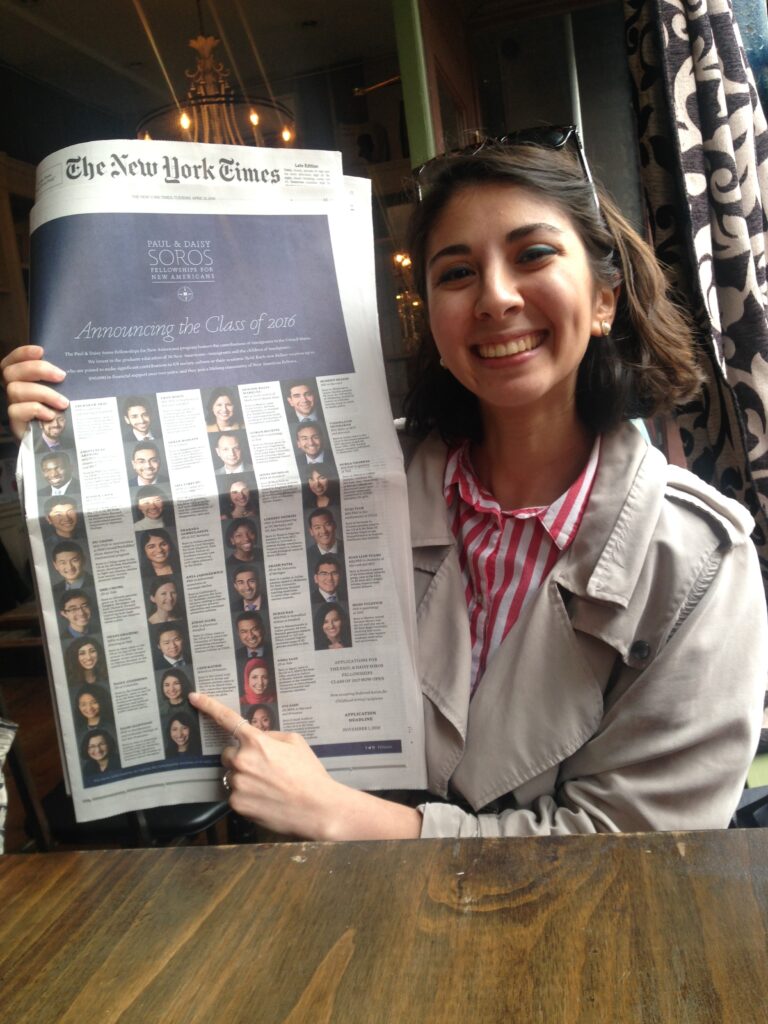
[0,345,45,371]
[189,690,252,737]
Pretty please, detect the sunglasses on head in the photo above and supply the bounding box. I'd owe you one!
[414,124,600,212]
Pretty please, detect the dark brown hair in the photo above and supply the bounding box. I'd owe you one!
[403,145,703,442]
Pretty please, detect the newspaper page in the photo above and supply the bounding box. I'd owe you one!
[19,139,425,822]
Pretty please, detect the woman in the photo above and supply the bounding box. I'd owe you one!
[147,577,182,624]
[159,668,193,716]
[220,477,259,520]
[302,468,340,511]
[164,710,202,758]
[65,637,108,687]
[241,658,276,705]
[138,528,180,577]
[81,729,120,778]
[313,604,351,651]
[247,704,278,732]
[205,388,243,433]
[73,684,112,734]
[225,519,259,564]
[5,138,766,840]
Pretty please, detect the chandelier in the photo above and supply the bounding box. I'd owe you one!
[136,34,295,148]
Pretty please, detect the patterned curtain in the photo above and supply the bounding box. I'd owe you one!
[623,0,768,586]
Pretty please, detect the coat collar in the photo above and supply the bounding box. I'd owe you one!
[406,423,665,808]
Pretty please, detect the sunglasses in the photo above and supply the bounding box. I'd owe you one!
[414,124,600,212]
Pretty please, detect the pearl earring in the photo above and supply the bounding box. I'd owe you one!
[600,321,611,337]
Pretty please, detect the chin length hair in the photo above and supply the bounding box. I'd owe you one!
[403,145,703,444]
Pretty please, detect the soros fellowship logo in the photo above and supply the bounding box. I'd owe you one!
[146,238,215,286]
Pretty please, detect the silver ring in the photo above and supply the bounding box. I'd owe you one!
[231,717,248,742]
[222,769,233,793]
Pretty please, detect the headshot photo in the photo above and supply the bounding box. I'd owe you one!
[234,610,270,665]
[38,451,79,497]
[284,379,322,425]
[72,683,114,738]
[307,508,344,559]
[313,603,352,651]
[121,395,159,443]
[137,528,181,578]
[65,636,108,687]
[204,387,243,434]
[213,431,251,477]
[224,518,260,566]
[44,495,83,543]
[219,474,259,521]
[50,540,92,598]
[34,411,72,454]
[164,710,202,759]
[302,467,340,511]
[294,422,334,470]
[134,485,173,531]
[246,703,279,732]
[152,622,191,671]
[146,576,184,624]
[58,588,99,639]
[157,667,195,717]
[241,657,277,706]
[81,728,121,780]
[229,563,267,614]
[129,440,165,487]
[310,554,347,607]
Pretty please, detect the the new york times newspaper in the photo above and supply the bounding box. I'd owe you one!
[19,139,425,822]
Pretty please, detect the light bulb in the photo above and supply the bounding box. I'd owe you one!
[281,127,293,142]
[249,110,259,126]
[179,112,191,130]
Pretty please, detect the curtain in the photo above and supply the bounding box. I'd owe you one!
[623,0,768,585]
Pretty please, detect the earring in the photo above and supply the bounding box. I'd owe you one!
[439,357,446,368]
[600,321,611,337]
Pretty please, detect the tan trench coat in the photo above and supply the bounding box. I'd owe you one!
[406,424,767,837]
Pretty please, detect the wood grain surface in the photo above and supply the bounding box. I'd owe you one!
[1,830,767,1023]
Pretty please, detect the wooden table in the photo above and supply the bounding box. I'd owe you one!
[1,830,767,1023]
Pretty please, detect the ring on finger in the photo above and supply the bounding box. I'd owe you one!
[222,769,234,793]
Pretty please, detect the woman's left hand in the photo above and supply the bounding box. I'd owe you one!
[190,691,338,839]
[190,691,423,841]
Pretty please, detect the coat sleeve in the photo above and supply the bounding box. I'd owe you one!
[418,535,767,839]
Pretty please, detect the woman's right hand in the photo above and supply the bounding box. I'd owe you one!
[1,345,68,440]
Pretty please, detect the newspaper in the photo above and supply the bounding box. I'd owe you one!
[19,139,426,823]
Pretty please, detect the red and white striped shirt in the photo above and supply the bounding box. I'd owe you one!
[444,438,600,694]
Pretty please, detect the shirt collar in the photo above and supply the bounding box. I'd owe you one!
[444,437,601,551]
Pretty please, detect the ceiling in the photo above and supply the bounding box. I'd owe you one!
[0,0,402,128]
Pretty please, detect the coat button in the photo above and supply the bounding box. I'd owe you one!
[630,640,651,661]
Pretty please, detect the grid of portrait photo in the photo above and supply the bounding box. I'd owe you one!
[34,408,126,785]
[282,378,354,654]
[203,386,280,733]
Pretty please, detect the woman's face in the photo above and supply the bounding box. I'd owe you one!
[322,609,343,643]
[250,708,272,731]
[170,720,190,749]
[230,481,250,507]
[248,667,270,695]
[231,525,256,556]
[308,470,328,497]
[78,692,100,722]
[152,582,178,612]
[424,183,615,425]
[144,535,170,565]
[212,394,234,425]
[77,643,98,671]
[87,735,108,761]
[163,675,183,702]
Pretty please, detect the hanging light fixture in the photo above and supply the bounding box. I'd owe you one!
[135,2,295,147]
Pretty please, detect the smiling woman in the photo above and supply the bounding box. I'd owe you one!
[2,138,766,842]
